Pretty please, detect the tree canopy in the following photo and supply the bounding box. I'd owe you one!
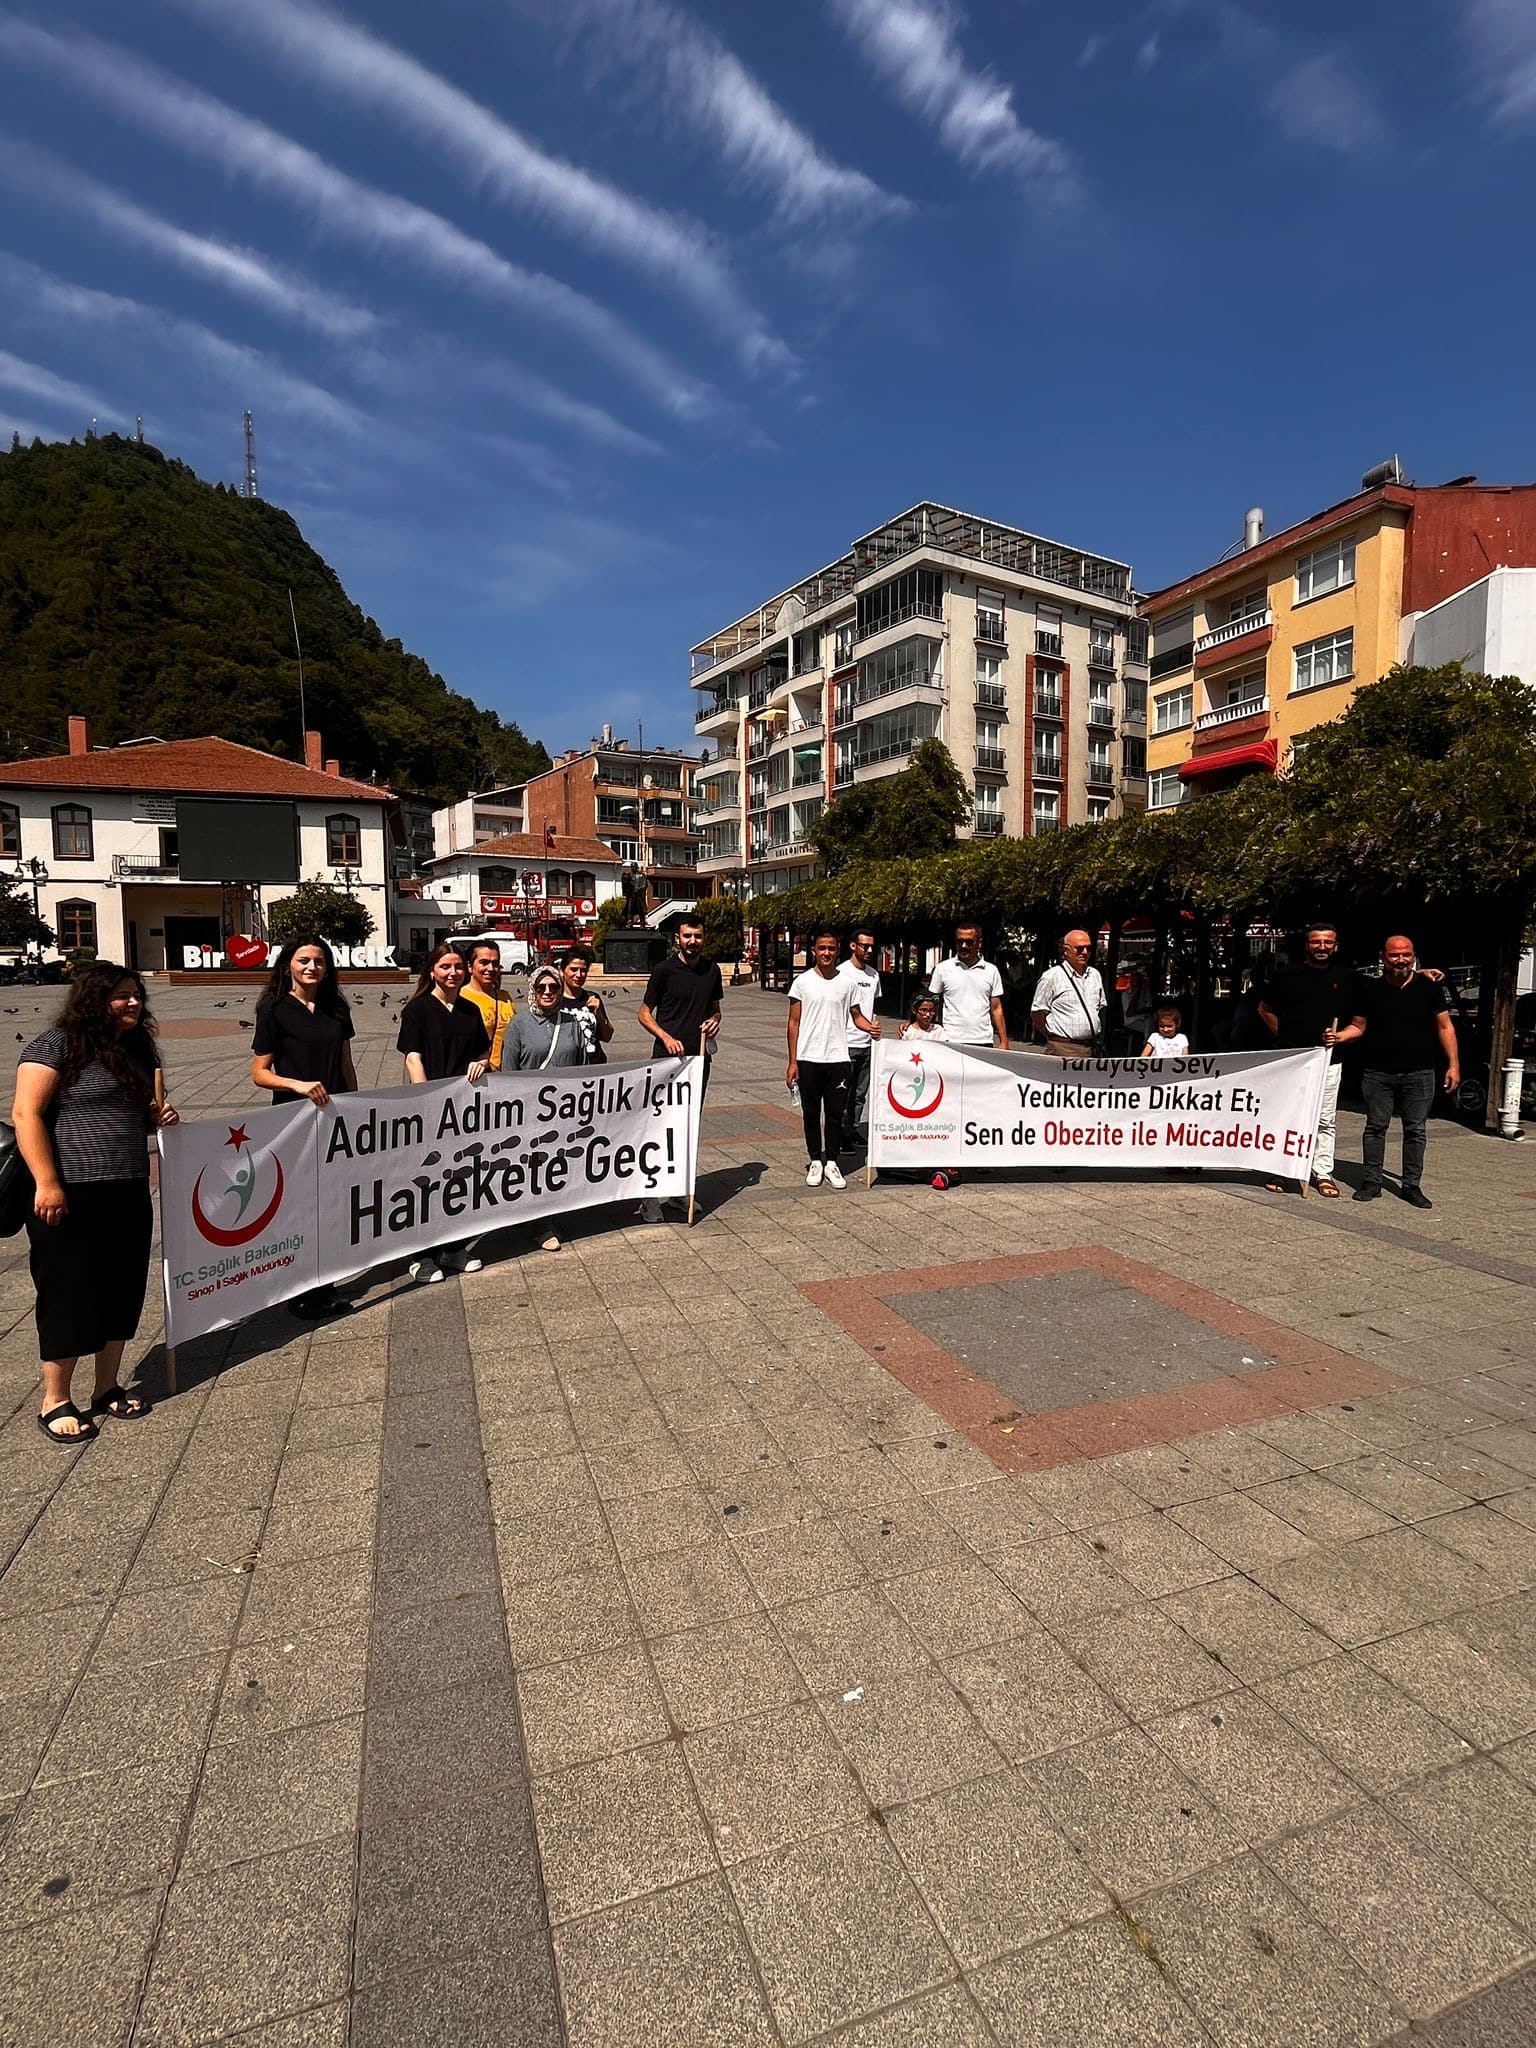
[811,738,971,873]
[0,434,549,801]
[265,880,376,951]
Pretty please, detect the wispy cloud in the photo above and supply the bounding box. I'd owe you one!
[1078,34,1107,67]
[0,16,719,424]
[545,0,905,228]
[0,138,378,342]
[0,347,110,421]
[1158,1,1387,154]
[0,253,370,439]
[827,0,1077,198]
[1461,0,1536,125]
[160,0,796,377]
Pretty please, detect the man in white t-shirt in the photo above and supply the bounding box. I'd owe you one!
[1031,930,1107,1056]
[837,928,883,1149]
[928,926,1008,1048]
[788,931,876,1189]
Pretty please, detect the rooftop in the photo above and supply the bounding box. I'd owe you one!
[691,501,1135,681]
[430,831,620,866]
[0,734,385,802]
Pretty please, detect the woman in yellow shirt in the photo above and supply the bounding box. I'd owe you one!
[461,942,516,1070]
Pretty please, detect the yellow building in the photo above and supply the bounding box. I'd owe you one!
[1141,470,1536,808]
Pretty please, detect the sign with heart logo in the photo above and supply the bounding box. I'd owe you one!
[224,935,268,969]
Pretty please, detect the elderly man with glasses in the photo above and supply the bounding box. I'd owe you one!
[1031,931,1108,1058]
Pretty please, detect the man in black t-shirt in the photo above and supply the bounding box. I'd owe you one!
[636,914,721,1222]
[1258,924,1363,1196]
[1333,936,1459,1209]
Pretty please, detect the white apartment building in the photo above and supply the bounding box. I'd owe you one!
[689,503,1147,896]
[430,783,527,859]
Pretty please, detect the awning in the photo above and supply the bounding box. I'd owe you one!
[1179,739,1278,781]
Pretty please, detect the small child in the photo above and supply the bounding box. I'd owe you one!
[1142,1004,1189,1058]
[901,994,948,1040]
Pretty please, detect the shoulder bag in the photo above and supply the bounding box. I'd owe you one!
[0,1120,35,1236]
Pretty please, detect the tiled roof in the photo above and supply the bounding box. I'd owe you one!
[438,832,621,864]
[0,736,386,801]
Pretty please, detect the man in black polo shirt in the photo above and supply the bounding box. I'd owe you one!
[1333,935,1459,1209]
[636,914,722,1222]
[1258,923,1362,1197]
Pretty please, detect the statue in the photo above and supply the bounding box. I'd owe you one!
[621,862,649,927]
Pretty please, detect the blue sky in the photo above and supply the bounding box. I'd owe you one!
[2,0,1534,754]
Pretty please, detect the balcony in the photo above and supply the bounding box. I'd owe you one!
[974,747,1007,775]
[1035,631,1063,659]
[791,768,824,789]
[1195,694,1270,735]
[1088,644,1116,672]
[975,682,1007,711]
[975,613,1006,646]
[1086,695,1115,729]
[854,597,943,646]
[1149,643,1194,681]
[1032,814,1062,835]
[1194,611,1274,671]
[113,853,178,877]
[1033,755,1062,783]
[1086,756,1115,788]
[973,815,1004,838]
[1033,692,1063,721]
[833,762,854,789]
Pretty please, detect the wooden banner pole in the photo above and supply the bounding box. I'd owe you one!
[687,1027,706,1226]
[155,1071,178,1392]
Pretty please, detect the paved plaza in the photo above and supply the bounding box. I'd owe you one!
[3,973,1536,2046]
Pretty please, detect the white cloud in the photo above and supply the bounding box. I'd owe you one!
[0,17,719,423]
[0,253,370,439]
[160,0,796,377]
[1078,33,1107,67]
[827,0,1077,198]
[1264,53,1386,154]
[1461,0,1536,125]
[548,0,905,228]
[1137,33,1161,71]
[0,347,109,420]
[0,139,378,342]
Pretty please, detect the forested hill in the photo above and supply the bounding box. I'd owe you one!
[0,434,549,800]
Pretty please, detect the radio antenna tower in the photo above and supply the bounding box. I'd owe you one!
[242,410,259,499]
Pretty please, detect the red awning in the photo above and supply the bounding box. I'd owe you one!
[1178,739,1278,781]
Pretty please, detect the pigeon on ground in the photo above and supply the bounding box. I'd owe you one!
[239,1020,254,1030]
[214,1001,228,1008]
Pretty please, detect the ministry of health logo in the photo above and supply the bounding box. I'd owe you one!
[191,1126,286,1246]
[884,1050,946,1120]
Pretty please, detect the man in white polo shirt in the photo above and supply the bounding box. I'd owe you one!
[1031,929,1107,1056]
[928,925,1008,1048]
[837,928,883,1149]
[788,930,876,1189]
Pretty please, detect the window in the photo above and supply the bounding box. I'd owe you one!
[833,620,856,668]
[857,634,940,704]
[1087,742,1113,784]
[546,867,571,895]
[605,838,639,863]
[1149,768,1186,809]
[1087,798,1111,823]
[975,720,1004,772]
[51,803,92,860]
[1222,670,1267,710]
[326,813,362,865]
[571,870,596,897]
[1089,620,1116,668]
[1032,791,1060,834]
[1126,620,1149,665]
[159,828,179,869]
[1123,679,1147,720]
[1122,736,1147,778]
[1087,678,1114,721]
[1153,685,1193,733]
[856,566,943,642]
[1034,675,1063,719]
[1035,603,1063,658]
[1295,536,1356,604]
[855,701,941,768]
[1034,731,1061,778]
[0,802,18,858]
[1149,609,1194,679]
[1292,629,1354,694]
[480,865,518,893]
[1227,589,1268,623]
[57,899,96,950]
[976,588,1006,643]
[976,652,1002,691]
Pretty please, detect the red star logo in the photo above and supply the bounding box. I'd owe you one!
[225,1125,249,1150]
[909,1052,924,1066]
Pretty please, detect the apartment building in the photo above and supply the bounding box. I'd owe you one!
[430,783,526,859]
[1142,468,1536,808]
[524,731,704,909]
[689,503,1146,896]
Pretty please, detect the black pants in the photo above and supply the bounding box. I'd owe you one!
[1362,1067,1435,1190]
[842,1044,872,1145]
[798,1062,849,1162]
[27,1178,153,1361]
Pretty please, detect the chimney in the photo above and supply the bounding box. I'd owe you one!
[601,722,613,745]
[325,757,340,778]
[304,730,323,772]
[68,714,92,756]
[1243,507,1264,550]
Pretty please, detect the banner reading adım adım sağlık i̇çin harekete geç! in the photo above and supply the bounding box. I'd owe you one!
[157,1056,704,1345]
[869,1040,1330,1172]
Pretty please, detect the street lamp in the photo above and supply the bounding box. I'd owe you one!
[520,871,542,964]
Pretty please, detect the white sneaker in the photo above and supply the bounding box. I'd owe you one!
[636,1199,663,1223]
[805,1160,824,1186]
[824,1161,847,1190]
[408,1260,444,1286]
[460,1256,483,1274]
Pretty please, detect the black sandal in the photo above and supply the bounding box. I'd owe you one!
[37,1402,98,1445]
[90,1386,152,1420]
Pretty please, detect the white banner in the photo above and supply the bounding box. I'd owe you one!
[160,1057,703,1343]
[869,1041,1330,1174]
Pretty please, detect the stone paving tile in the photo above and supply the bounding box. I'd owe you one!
[1387,1757,1536,1938]
[552,1873,777,2047]
[1144,1692,1358,1841]
[1021,1462,1147,1530]
[1166,1491,1317,1573]
[652,1612,808,1731]
[517,1642,673,1773]
[775,1585,929,1695]
[971,1915,1209,2048]
[1262,1804,1532,2019]
[213,1620,370,1746]
[727,1819,952,2043]
[1398,1964,1536,2048]
[823,1666,1003,1809]
[881,1559,1035,1658]
[1417,1504,1536,1591]
[1054,1602,1232,1719]
[0,1885,162,2048]
[184,1713,363,1869]
[38,1649,224,1782]
[884,1769,1106,1967]
[136,1834,356,2045]
[500,1563,640,1670]
[623,1539,760,1636]
[1025,1726,1243,1895]
[532,1740,715,1921]
[0,1750,199,1929]
[736,1518,865,1605]
[1135,1852,1402,2048]
[1245,1470,1399,1545]
[354,1798,548,1987]
[685,1700,867,1862]
[991,1533,1141,1623]
[823,1979,997,2047]
[1259,1655,1469,1797]
[943,1625,1126,1761]
[835,1498,970,1580]
[1156,1573,1332,1684]
[1085,1511,1232,1598]
[1361,1621,1536,1748]
[1325,1453,1473,1524]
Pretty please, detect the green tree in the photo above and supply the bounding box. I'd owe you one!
[590,895,626,961]
[694,893,744,964]
[266,880,376,952]
[0,874,53,951]
[812,739,971,873]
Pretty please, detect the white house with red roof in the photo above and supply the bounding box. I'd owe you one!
[0,717,396,971]
[411,828,622,955]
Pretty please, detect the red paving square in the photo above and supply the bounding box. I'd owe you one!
[800,1248,1401,1477]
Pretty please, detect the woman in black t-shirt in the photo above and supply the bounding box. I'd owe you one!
[251,940,357,1319]
[396,942,491,1285]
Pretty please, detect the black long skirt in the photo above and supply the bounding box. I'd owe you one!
[27,1179,155,1361]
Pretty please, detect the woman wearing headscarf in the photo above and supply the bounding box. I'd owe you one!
[10,963,180,1442]
[502,962,589,1252]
